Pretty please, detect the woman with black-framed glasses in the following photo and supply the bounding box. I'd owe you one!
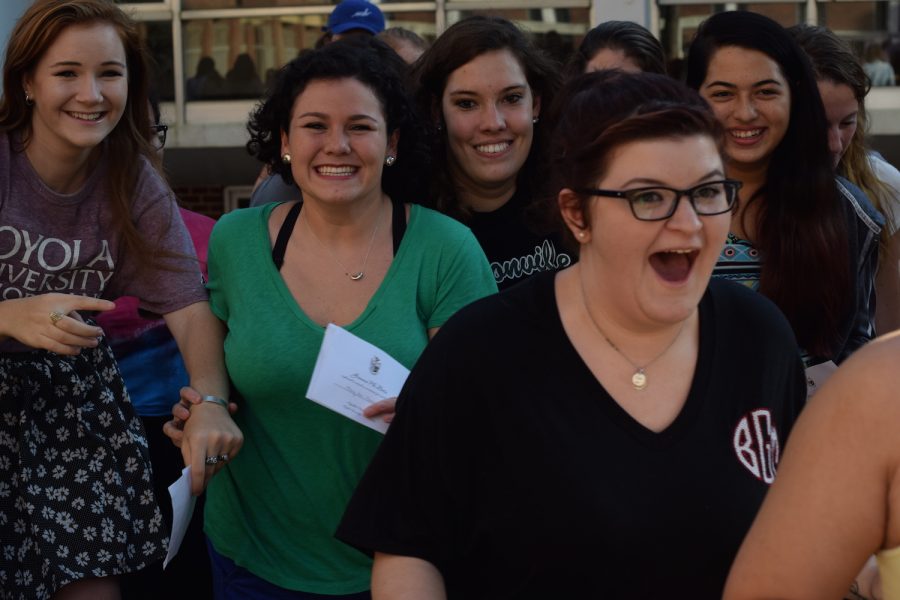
[336,71,806,599]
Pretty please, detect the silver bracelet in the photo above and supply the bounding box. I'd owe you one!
[201,395,229,409]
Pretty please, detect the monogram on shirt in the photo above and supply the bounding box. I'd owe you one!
[733,409,780,484]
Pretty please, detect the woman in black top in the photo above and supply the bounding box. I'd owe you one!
[337,71,806,599]
[411,16,570,289]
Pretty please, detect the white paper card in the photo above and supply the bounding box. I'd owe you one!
[163,466,197,569]
[306,324,410,434]
[805,360,838,398]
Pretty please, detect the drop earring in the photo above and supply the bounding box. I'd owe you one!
[282,153,291,164]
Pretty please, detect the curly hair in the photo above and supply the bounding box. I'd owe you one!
[563,21,667,78]
[408,16,561,220]
[246,37,430,205]
[543,70,722,252]
[686,11,851,358]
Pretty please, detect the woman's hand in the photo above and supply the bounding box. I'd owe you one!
[0,293,115,354]
[164,386,241,495]
[363,397,397,424]
[165,386,238,447]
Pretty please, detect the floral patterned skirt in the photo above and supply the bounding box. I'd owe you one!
[0,339,167,599]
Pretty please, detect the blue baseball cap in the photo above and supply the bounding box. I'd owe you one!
[324,0,386,35]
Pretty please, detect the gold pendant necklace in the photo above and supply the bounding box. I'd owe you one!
[579,279,685,391]
[304,208,381,282]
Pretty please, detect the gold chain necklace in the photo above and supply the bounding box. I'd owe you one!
[579,280,685,391]
[303,210,381,281]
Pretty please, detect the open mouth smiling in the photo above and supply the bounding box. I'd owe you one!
[648,248,700,284]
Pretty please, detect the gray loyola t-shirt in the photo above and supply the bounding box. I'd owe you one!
[0,131,207,352]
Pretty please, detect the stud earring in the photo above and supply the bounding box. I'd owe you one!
[384,155,396,167]
[577,231,586,239]
[282,153,291,164]
[532,117,539,124]
[24,92,33,107]
[435,122,443,132]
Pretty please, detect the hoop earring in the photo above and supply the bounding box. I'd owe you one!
[24,92,34,107]
[384,155,396,167]
[281,153,291,164]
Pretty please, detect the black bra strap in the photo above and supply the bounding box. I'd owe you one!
[391,200,406,255]
[272,201,302,271]
[272,200,406,270]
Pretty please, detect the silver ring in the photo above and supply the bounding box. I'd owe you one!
[218,454,229,463]
[204,455,219,466]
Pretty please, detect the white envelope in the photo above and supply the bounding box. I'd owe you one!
[306,324,410,434]
[163,466,196,569]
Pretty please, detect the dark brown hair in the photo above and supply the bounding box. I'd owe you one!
[686,11,851,357]
[409,16,561,220]
[544,70,723,250]
[246,37,430,205]
[564,21,667,78]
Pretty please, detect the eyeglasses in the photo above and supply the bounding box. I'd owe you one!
[575,179,742,221]
[150,124,168,149]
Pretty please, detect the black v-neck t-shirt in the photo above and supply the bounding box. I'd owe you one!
[337,272,806,599]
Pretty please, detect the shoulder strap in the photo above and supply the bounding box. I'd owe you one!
[391,200,406,256]
[272,201,302,270]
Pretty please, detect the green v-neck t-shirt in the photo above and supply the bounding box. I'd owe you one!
[203,202,497,594]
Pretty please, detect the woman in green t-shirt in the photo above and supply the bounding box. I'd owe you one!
[167,38,496,598]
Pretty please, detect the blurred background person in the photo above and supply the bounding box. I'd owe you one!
[378,27,428,65]
[317,0,385,47]
[863,40,896,87]
[564,20,667,78]
[186,55,225,100]
[225,52,264,99]
[791,24,900,335]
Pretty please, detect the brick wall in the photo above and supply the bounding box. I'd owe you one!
[175,186,225,220]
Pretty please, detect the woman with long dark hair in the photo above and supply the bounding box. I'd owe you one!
[685,10,882,364]
[410,16,570,289]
